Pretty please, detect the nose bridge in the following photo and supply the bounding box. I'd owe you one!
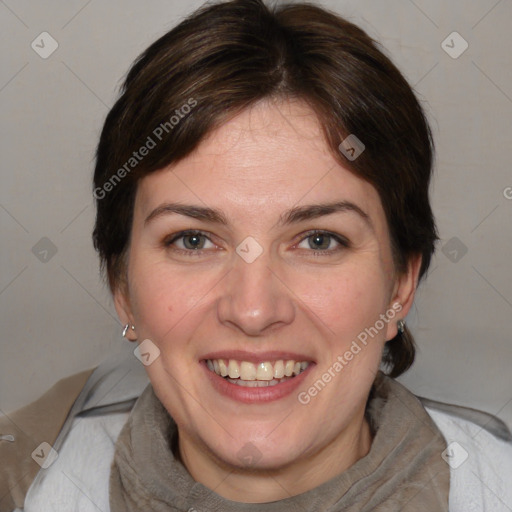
[217,249,295,335]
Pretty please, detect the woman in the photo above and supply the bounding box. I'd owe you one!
[2,1,511,511]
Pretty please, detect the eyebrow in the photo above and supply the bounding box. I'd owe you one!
[144,201,373,230]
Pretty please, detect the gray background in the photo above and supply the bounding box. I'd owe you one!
[1,0,511,428]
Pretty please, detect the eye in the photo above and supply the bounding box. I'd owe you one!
[296,230,349,253]
[164,230,215,252]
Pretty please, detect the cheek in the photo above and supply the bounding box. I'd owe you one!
[297,263,390,339]
[127,257,215,342]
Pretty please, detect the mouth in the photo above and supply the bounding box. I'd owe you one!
[205,358,310,387]
[201,353,314,403]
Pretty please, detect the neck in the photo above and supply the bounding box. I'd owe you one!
[178,411,372,503]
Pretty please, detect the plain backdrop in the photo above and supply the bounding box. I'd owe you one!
[1,0,511,428]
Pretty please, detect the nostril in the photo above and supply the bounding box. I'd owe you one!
[0,434,15,442]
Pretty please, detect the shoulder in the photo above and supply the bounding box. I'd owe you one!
[23,412,130,512]
[1,346,149,512]
[0,368,94,512]
[423,401,512,512]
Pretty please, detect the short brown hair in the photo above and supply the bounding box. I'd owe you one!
[93,0,437,377]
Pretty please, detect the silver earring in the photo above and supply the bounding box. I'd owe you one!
[122,324,135,337]
[397,319,405,335]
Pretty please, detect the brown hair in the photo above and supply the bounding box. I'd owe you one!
[93,0,437,377]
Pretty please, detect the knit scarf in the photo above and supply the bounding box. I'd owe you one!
[110,373,450,511]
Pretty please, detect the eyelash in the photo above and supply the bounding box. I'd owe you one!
[163,229,350,257]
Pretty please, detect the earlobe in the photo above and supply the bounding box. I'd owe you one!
[114,286,137,341]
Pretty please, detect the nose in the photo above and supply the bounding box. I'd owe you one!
[216,251,295,336]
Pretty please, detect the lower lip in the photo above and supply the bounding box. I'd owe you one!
[202,361,314,404]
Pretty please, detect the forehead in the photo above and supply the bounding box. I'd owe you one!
[135,99,385,228]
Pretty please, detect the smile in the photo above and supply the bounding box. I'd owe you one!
[205,358,310,387]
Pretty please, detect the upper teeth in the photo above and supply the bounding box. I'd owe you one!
[206,359,309,380]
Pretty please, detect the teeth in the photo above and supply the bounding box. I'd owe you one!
[206,358,310,381]
[273,360,285,379]
[256,362,274,380]
[218,359,228,377]
[228,360,240,378]
[240,361,256,380]
[226,377,293,387]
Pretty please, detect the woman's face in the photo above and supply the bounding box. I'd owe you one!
[116,99,418,495]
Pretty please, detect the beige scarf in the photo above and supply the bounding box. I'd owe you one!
[110,373,450,511]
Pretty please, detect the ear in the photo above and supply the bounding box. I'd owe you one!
[385,254,422,341]
[114,284,137,341]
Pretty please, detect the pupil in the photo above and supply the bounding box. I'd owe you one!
[310,234,329,250]
[185,234,202,249]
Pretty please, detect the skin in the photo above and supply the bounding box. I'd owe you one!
[115,98,421,503]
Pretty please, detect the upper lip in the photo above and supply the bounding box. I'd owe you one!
[201,350,315,364]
